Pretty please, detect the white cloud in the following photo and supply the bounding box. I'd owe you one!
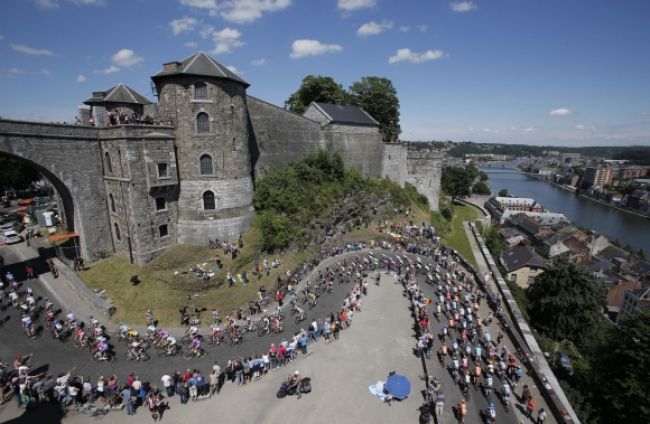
[337,0,375,11]
[290,39,343,59]
[76,74,86,82]
[180,0,216,10]
[35,0,59,8]
[68,0,104,5]
[399,25,410,32]
[250,58,266,66]
[450,1,477,12]
[11,43,55,56]
[357,20,393,37]
[100,65,120,74]
[418,25,428,32]
[388,48,445,64]
[6,67,24,76]
[200,25,215,39]
[211,28,245,54]
[40,69,51,76]
[36,0,103,8]
[549,107,573,116]
[184,41,198,49]
[576,124,596,131]
[226,65,242,75]
[111,49,143,67]
[180,0,291,23]
[523,127,535,132]
[221,0,291,24]
[170,17,198,35]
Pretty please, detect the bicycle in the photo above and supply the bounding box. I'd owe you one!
[183,347,205,359]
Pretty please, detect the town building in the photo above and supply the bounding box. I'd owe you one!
[618,285,650,323]
[583,166,614,188]
[499,244,548,289]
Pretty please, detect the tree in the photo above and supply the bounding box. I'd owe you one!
[479,171,488,181]
[285,75,348,114]
[526,258,607,349]
[441,166,475,200]
[498,188,509,197]
[349,77,401,142]
[0,156,40,190]
[594,310,650,423]
[472,181,491,195]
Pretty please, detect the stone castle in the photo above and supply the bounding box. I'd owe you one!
[0,52,442,264]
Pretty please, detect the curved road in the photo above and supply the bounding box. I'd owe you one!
[1,244,522,423]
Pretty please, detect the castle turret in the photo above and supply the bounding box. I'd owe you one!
[152,52,254,244]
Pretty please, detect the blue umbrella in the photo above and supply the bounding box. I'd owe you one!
[385,374,411,399]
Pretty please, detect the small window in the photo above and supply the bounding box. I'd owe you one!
[157,163,169,178]
[104,152,113,174]
[159,224,168,237]
[155,197,166,211]
[200,154,213,175]
[109,193,116,212]
[203,191,215,210]
[114,223,121,241]
[197,112,210,133]
[195,82,207,100]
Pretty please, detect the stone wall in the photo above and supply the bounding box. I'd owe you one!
[381,142,407,184]
[247,96,323,178]
[405,150,443,210]
[0,119,112,260]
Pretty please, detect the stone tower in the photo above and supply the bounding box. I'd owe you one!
[152,52,254,244]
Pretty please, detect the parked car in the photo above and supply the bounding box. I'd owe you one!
[1,230,22,244]
[0,220,23,233]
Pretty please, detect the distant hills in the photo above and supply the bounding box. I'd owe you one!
[405,141,650,164]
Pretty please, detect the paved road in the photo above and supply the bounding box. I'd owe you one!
[1,243,527,424]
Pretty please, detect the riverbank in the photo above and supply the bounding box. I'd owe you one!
[518,169,649,219]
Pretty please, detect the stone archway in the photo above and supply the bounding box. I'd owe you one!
[0,120,112,260]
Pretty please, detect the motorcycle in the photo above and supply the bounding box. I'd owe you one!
[276,376,312,398]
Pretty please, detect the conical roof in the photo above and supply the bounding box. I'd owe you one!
[152,51,248,87]
[84,83,152,105]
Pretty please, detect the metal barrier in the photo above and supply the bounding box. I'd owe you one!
[469,222,579,424]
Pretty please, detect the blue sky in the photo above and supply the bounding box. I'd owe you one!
[1,0,649,146]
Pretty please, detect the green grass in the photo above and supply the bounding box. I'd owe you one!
[441,201,480,267]
[78,230,317,327]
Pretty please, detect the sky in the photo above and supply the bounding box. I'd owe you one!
[1,0,649,146]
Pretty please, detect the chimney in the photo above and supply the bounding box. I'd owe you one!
[163,61,181,72]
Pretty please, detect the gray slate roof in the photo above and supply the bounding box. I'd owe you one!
[500,244,548,272]
[84,83,152,105]
[596,245,632,262]
[152,52,248,87]
[312,102,379,126]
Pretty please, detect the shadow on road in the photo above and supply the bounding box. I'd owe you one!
[3,403,63,424]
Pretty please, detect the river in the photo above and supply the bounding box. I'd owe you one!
[481,164,650,254]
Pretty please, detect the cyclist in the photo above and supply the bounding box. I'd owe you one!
[95,337,109,359]
[486,401,496,423]
[66,310,76,326]
[458,399,468,423]
[146,309,155,325]
[484,374,494,397]
[165,335,177,354]
[21,314,35,337]
[502,382,511,403]
[190,336,203,356]
[211,324,223,345]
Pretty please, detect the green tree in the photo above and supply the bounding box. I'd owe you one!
[498,188,509,197]
[441,166,474,200]
[285,75,349,114]
[479,171,488,181]
[595,310,650,423]
[526,258,607,348]
[472,181,491,195]
[349,77,401,142]
[0,156,40,190]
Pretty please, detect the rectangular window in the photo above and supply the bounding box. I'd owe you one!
[195,83,207,100]
[155,197,166,211]
[159,224,168,237]
[157,163,168,178]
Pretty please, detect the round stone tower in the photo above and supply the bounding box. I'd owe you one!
[152,52,254,244]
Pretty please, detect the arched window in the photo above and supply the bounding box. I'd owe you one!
[203,190,215,210]
[109,193,116,212]
[194,82,207,100]
[104,151,112,173]
[196,112,210,133]
[114,223,121,241]
[200,154,213,175]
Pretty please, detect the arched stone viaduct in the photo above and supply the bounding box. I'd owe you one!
[0,120,113,259]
